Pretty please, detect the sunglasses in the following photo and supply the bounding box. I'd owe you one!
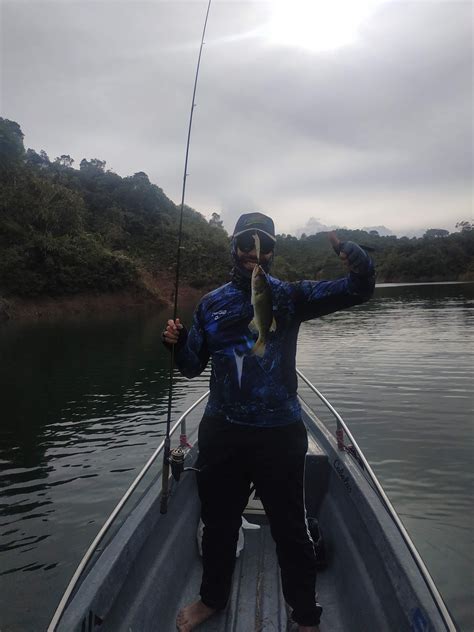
[236,232,275,255]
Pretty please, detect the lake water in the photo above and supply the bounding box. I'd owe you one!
[0,283,473,631]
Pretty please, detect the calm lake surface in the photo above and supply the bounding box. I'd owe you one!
[0,283,473,631]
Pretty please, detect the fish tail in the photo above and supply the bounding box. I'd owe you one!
[251,338,266,357]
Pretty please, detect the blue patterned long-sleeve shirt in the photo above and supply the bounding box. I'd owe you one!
[171,262,375,427]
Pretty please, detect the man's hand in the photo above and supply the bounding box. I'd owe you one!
[162,318,183,345]
[329,232,370,274]
[329,232,343,256]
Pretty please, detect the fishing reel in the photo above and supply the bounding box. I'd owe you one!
[167,446,200,481]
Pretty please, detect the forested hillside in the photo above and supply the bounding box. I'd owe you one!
[0,118,230,303]
[272,226,474,283]
[0,117,472,315]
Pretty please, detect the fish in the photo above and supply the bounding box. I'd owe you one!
[248,264,276,357]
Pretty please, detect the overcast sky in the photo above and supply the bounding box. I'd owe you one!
[1,0,472,236]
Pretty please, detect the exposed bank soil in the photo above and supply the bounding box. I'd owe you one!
[0,278,210,323]
[147,272,210,308]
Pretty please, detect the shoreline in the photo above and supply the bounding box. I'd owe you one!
[375,280,473,287]
[0,283,208,323]
[1,279,472,323]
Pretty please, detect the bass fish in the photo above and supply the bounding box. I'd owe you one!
[249,264,276,357]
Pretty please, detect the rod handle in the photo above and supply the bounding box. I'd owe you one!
[160,438,171,514]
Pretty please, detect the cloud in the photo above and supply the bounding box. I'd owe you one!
[1,0,471,236]
[292,217,338,238]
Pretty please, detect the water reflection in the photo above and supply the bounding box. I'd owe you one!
[0,307,209,631]
[0,284,473,631]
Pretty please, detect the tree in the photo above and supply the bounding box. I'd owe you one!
[456,220,472,233]
[25,149,45,168]
[423,228,449,239]
[54,155,74,168]
[39,150,50,164]
[24,148,51,171]
[80,158,106,173]
[133,171,150,182]
[209,212,224,229]
[0,118,25,172]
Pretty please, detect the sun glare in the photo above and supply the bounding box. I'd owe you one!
[263,0,385,52]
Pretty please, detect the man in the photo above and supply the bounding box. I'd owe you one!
[163,212,375,632]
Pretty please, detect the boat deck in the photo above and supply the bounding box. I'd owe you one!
[56,406,454,632]
[103,518,344,632]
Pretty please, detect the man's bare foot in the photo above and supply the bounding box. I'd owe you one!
[176,600,216,632]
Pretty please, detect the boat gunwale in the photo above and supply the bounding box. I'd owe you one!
[47,390,210,632]
[297,369,457,630]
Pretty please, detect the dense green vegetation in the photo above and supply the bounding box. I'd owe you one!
[0,117,472,307]
[0,118,230,300]
[273,225,474,283]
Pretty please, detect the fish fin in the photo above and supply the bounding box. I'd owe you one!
[270,317,277,332]
[248,319,258,333]
[251,339,266,357]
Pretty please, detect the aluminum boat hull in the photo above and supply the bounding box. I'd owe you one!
[55,402,454,632]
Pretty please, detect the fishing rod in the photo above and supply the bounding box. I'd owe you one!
[160,0,212,515]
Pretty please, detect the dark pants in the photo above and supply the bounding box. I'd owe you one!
[195,416,322,626]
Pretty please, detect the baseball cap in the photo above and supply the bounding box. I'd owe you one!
[232,212,276,242]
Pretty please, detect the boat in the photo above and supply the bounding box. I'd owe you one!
[47,370,458,632]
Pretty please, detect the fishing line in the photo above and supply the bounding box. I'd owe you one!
[161,0,213,515]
